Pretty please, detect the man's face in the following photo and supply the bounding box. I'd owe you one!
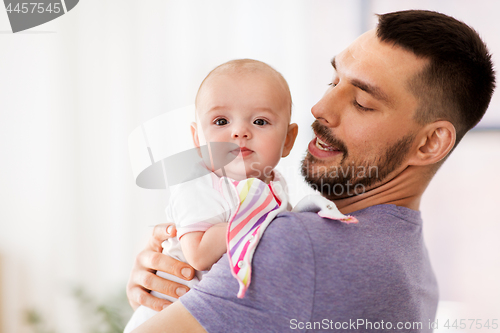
[302,29,429,199]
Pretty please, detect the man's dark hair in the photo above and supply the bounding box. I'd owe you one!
[377,10,496,146]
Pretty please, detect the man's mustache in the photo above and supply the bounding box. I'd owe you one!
[311,120,348,156]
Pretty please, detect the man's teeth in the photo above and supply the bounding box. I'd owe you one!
[316,137,335,151]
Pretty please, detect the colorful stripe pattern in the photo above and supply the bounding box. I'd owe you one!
[220,179,358,299]
[220,177,288,299]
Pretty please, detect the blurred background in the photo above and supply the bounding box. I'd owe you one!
[0,0,499,332]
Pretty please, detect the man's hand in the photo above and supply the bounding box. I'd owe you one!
[126,223,195,311]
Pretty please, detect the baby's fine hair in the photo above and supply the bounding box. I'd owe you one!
[195,59,292,114]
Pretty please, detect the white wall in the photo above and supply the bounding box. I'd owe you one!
[422,131,500,331]
[0,1,498,332]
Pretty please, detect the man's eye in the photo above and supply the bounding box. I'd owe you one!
[353,100,373,111]
[253,119,268,126]
[214,118,228,126]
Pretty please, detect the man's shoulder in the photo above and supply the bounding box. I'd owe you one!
[350,204,423,226]
[182,205,437,331]
[263,205,437,320]
[271,203,422,225]
[259,210,337,251]
[261,204,425,267]
[254,211,317,262]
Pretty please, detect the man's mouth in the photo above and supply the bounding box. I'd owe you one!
[315,136,338,151]
[308,134,343,159]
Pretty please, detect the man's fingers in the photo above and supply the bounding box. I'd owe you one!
[153,223,176,240]
[135,270,191,303]
[126,273,169,311]
[147,223,177,252]
[130,286,173,312]
[146,274,190,299]
[137,250,195,281]
[148,223,194,280]
[126,223,195,312]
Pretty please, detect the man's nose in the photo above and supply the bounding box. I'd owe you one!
[311,85,345,127]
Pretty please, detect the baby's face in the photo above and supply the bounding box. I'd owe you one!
[192,70,295,182]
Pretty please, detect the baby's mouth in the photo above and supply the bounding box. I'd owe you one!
[231,147,254,157]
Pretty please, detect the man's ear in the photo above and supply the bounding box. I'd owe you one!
[281,123,299,158]
[190,122,200,148]
[408,120,456,166]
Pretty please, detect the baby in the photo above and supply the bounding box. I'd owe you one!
[177,58,299,273]
[124,59,299,332]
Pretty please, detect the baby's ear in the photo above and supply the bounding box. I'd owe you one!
[190,122,200,148]
[282,123,299,158]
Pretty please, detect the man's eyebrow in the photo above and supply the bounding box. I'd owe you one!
[330,56,392,105]
[351,79,391,105]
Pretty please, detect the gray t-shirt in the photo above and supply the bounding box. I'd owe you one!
[180,204,438,332]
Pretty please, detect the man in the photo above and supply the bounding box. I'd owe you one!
[127,10,495,332]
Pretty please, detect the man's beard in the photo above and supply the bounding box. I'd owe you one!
[301,120,415,198]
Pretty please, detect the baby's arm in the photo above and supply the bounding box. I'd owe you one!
[180,223,228,271]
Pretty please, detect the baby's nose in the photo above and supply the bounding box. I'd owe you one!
[231,125,251,139]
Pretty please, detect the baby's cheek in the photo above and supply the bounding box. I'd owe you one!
[262,149,283,171]
[197,132,208,145]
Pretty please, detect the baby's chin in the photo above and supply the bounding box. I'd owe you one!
[213,168,270,182]
[213,169,249,181]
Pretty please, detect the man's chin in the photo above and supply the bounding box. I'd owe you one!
[301,157,382,198]
[303,176,369,199]
[301,132,415,199]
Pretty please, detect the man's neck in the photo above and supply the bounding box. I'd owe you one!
[332,166,431,215]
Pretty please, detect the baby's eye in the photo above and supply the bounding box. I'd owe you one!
[214,118,228,126]
[253,119,268,126]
